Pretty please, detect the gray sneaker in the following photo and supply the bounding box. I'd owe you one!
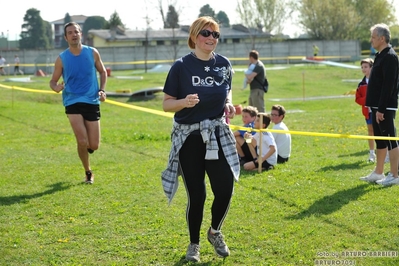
[185,243,200,262]
[376,173,399,186]
[207,228,230,257]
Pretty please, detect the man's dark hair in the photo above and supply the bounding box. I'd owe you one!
[64,22,82,37]
[271,104,286,118]
[249,50,259,60]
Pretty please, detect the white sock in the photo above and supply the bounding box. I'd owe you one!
[370,150,375,155]
[210,227,219,234]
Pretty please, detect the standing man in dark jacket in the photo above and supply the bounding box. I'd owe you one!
[360,23,399,186]
[245,50,266,112]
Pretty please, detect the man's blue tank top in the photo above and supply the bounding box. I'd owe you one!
[60,45,100,107]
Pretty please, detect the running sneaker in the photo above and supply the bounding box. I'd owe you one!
[84,172,94,184]
[207,227,230,258]
[185,243,200,262]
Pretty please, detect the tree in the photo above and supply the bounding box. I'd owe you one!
[105,11,124,29]
[83,16,107,43]
[198,4,216,18]
[216,11,230,27]
[165,5,179,29]
[19,8,50,49]
[61,13,72,48]
[44,21,53,47]
[237,0,293,35]
[297,0,397,40]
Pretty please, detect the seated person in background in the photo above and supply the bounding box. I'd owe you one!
[242,63,256,89]
[242,113,277,171]
[234,106,258,164]
[270,104,291,163]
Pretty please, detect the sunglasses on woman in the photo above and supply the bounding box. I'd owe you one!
[198,29,220,39]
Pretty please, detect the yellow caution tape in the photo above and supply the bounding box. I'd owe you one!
[2,83,398,140]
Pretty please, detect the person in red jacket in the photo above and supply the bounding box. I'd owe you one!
[355,58,375,162]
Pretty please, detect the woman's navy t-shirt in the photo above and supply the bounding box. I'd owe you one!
[163,52,233,124]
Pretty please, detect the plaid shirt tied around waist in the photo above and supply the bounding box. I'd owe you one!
[161,117,240,204]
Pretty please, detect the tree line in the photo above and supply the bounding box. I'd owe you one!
[18,0,398,50]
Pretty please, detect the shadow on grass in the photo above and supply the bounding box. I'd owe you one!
[317,161,366,171]
[338,150,367,158]
[286,184,370,219]
[0,182,71,206]
[173,256,227,265]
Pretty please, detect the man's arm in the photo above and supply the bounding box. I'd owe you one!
[49,56,64,93]
[93,48,107,91]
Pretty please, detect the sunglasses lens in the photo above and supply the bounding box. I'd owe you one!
[199,30,220,39]
[200,30,211,37]
[212,32,220,39]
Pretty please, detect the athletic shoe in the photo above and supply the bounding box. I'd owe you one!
[85,173,94,184]
[359,171,385,183]
[207,227,230,258]
[367,154,375,163]
[185,243,200,262]
[376,173,399,186]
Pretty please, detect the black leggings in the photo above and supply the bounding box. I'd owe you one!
[371,109,398,150]
[179,133,234,244]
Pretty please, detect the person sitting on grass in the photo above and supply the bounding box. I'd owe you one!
[270,104,291,164]
[242,113,277,171]
[234,105,258,164]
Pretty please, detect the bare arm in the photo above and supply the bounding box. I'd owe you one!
[163,93,199,112]
[245,72,258,83]
[49,56,64,93]
[93,48,107,101]
[225,89,235,118]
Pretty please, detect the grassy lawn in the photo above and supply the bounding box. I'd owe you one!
[1,63,398,265]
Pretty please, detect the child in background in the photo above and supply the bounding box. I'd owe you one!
[242,113,277,171]
[355,58,375,162]
[242,63,256,89]
[234,106,258,164]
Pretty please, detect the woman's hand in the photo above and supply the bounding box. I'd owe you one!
[225,102,235,118]
[185,94,200,108]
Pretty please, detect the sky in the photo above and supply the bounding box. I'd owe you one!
[0,0,303,41]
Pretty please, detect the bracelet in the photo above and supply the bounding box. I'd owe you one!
[99,89,105,93]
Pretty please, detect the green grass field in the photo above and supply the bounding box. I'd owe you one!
[1,63,399,265]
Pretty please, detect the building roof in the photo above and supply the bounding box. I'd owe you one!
[88,24,272,42]
[51,15,88,24]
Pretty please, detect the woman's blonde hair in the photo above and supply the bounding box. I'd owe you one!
[187,16,220,49]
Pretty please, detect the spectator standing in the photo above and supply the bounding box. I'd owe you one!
[245,50,266,112]
[355,58,375,162]
[0,55,6,75]
[14,55,24,75]
[313,44,319,56]
[360,23,399,186]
